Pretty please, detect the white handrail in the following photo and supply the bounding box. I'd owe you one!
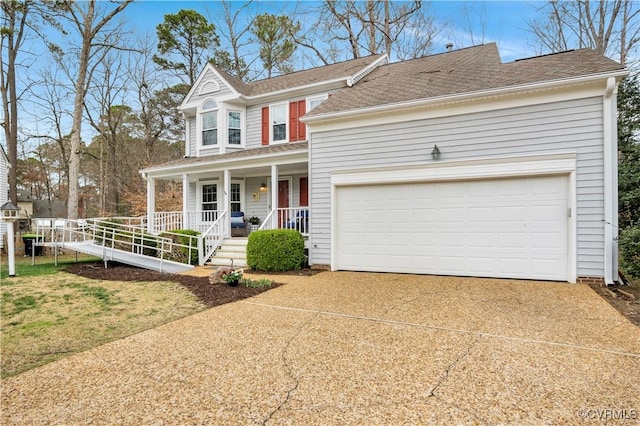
[198,210,228,266]
[258,207,309,235]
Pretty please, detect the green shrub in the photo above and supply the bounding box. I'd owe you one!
[619,225,640,278]
[246,229,305,271]
[160,229,201,265]
[243,278,273,288]
[133,232,159,257]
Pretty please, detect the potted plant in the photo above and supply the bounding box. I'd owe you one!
[248,216,261,233]
[221,268,244,287]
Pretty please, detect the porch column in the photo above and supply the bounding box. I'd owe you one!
[146,176,155,233]
[223,169,231,236]
[271,164,278,228]
[182,174,189,229]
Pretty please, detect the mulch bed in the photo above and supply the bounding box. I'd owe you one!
[64,262,280,308]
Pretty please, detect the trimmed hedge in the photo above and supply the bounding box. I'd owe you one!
[160,229,201,265]
[246,229,305,271]
[619,225,640,278]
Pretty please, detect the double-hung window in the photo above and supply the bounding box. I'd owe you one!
[201,100,218,146]
[271,104,287,142]
[228,111,241,145]
[230,183,241,212]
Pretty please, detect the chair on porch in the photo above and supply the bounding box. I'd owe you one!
[230,211,247,237]
[285,210,309,233]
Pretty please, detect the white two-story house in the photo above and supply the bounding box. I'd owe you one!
[141,43,626,285]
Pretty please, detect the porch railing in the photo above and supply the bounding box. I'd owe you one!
[150,210,222,234]
[259,207,309,236]
[199,210,228,265]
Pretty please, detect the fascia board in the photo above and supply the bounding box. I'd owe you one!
[142,150,309,179]
[302,70,629,124]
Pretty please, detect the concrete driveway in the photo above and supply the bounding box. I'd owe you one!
[2,272,639,425]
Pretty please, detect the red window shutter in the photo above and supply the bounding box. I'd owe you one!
[300,177,308,207]
[261,107,269,145]
[289,101,299,142]
[297,100,306,140]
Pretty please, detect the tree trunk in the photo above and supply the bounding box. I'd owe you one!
[67,2,95,220]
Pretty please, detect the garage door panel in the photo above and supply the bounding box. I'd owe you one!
[336,175,569,281]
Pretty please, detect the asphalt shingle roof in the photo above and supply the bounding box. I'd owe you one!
[307,43,625,117]
[215,54,385,97]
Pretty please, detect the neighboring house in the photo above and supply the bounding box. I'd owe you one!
[141,43,627,285]
[0,145,9,251]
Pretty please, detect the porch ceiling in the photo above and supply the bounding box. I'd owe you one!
[141,142,308,180]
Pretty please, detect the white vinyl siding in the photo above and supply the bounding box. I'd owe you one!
[187,69,233,104]
[310,97,605,278]
[187,117,197,157]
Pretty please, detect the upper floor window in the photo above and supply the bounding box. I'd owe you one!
[228,111,242,145]
[308,95,327,111]
[271,104,287,142]
[261,99,306,146]
[201,100,218,146]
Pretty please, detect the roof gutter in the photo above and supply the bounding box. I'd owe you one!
[238,77,348,101]
[301,69,629,124]
[140,148,309,177]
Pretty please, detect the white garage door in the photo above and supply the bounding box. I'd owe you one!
[335,175,569,281]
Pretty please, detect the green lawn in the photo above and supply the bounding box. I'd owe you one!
[0,254,206,378]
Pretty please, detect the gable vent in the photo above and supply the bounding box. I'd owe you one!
[200,80,220,95]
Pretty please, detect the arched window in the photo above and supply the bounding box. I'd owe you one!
[201,100,218,146]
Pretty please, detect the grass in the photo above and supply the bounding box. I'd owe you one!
[0,254,207,378]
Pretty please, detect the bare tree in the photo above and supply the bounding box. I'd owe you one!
[84,52,129,215]
[302,0,439,61]
[528,0,640,66]
[1,0,32,205]
[51,0,133,220]
[209,0,254,81]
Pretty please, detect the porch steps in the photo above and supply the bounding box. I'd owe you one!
[62,241,194,274]
[208,238,248,268]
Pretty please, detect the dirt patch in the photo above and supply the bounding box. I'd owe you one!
[65,262,280,308]
[588,281,640,326]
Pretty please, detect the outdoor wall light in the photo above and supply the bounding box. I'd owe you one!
[431,145,441,161]
[259,182,267,191]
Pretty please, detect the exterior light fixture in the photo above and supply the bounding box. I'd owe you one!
[1,201,20,277]
[259,182,267,192]
[431,145,441,161]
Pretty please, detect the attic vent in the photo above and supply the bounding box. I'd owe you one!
[200,80,220,94]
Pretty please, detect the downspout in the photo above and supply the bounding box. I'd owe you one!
[603,77,618,285]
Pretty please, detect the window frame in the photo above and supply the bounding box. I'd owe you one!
[270,102,288,144]
[200,99,218,148]
[306,95,328,140]
[227,110,243,146]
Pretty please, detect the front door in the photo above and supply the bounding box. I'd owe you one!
[278,179,290,227]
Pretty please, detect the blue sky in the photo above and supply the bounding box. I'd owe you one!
[125,0,543,62]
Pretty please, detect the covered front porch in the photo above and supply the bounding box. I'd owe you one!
[140,143,310,265]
